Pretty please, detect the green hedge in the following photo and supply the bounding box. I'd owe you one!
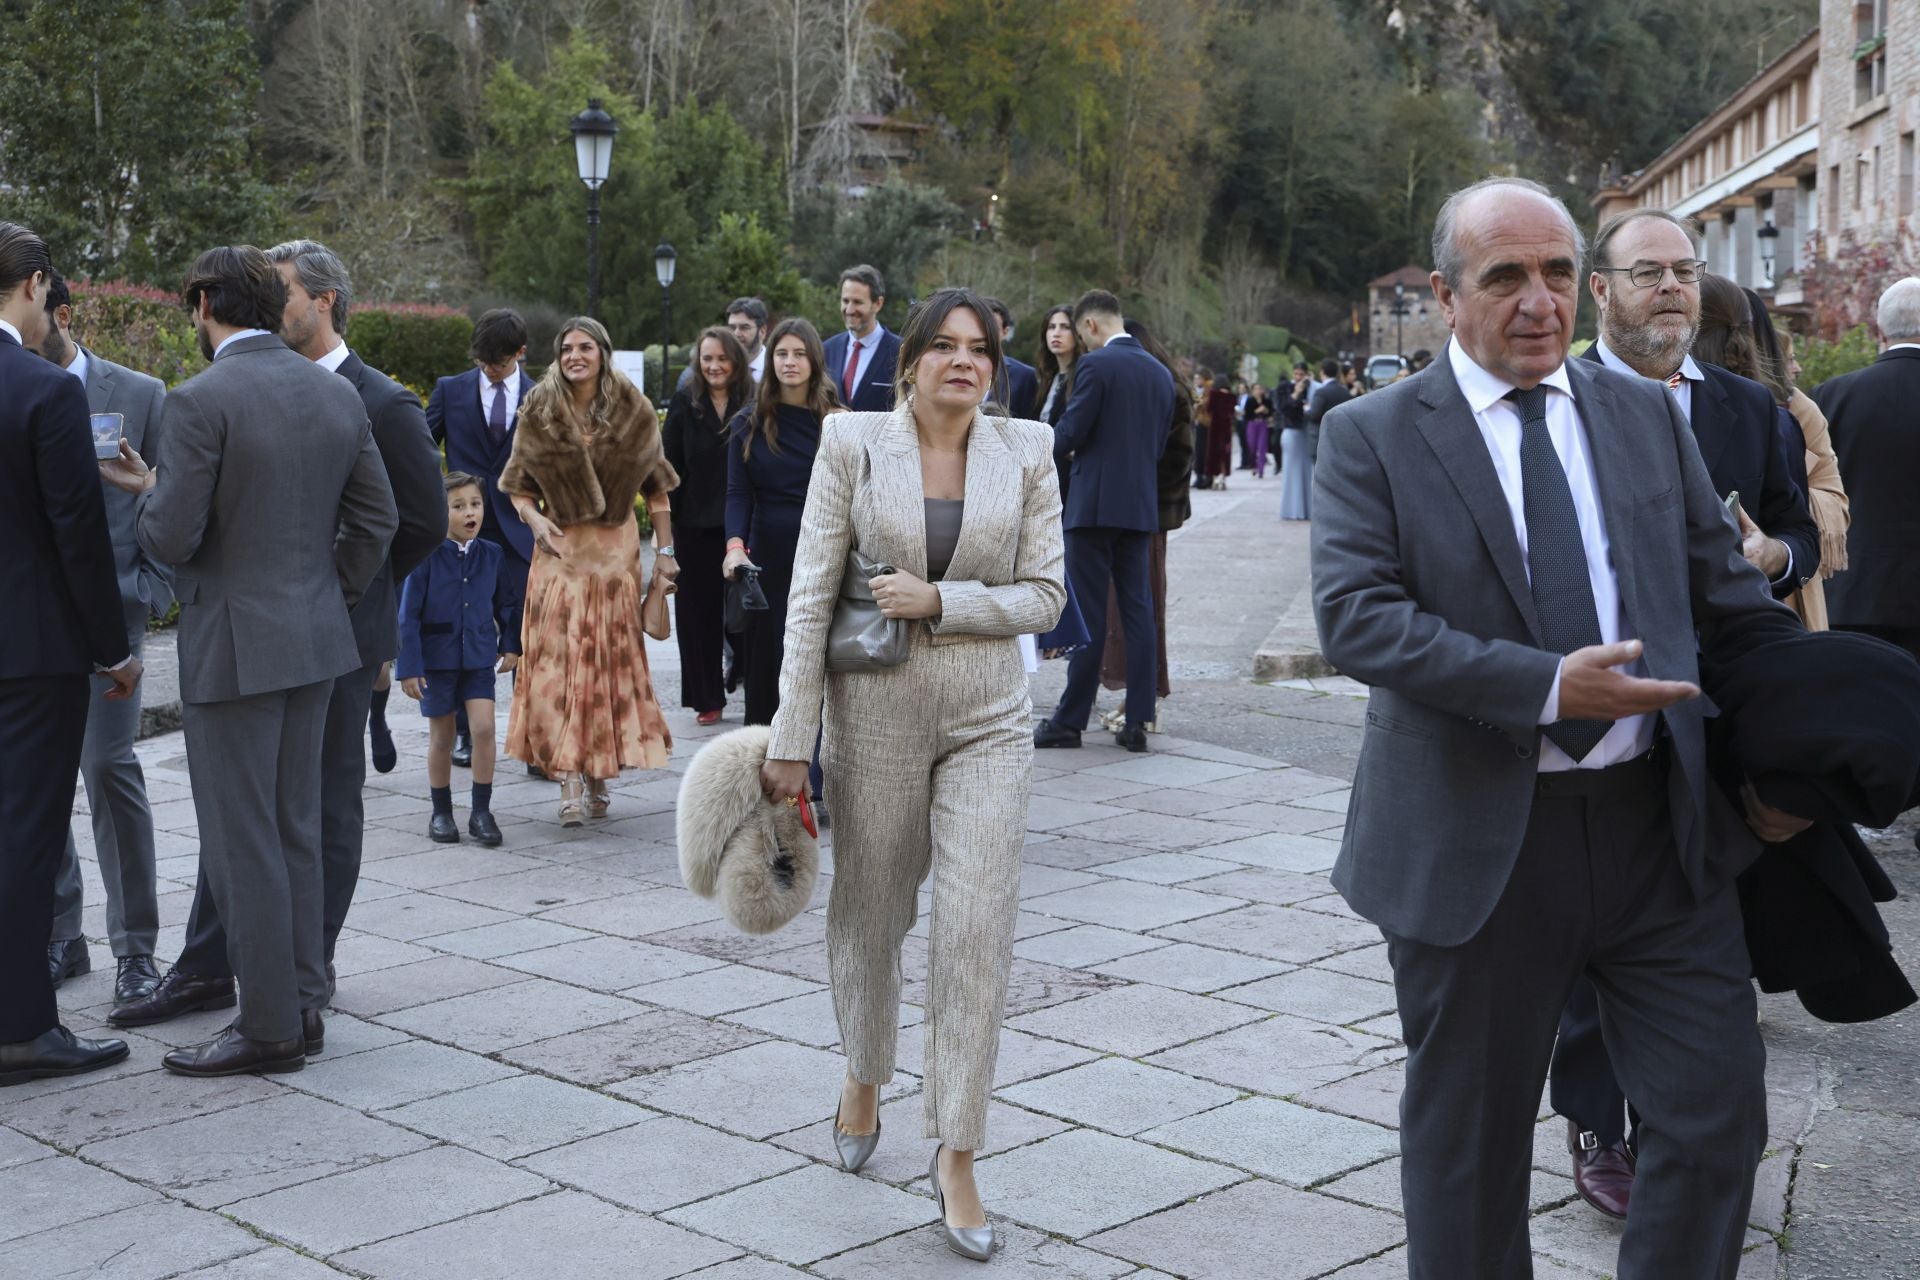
[348,305,473,391]
[66,280,470,392]
[1798,324,1880,393]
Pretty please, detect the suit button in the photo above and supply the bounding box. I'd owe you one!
[1516,744,1535,759]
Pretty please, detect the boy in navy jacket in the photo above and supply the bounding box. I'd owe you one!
[398,473,521,845]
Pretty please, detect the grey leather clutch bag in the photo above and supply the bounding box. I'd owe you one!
[826,549,910,671]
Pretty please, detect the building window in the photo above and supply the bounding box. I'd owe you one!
[1900,132,1916,219]
[1830,163,1842,232]
[1855,0,1889,106]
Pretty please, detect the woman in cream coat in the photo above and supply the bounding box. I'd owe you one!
[760,288,1065,1261]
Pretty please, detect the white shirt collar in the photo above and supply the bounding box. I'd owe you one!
[0,318,20,346]
[213,328,271,358]
[1888,342,1920,353]
[1102,331,1134,348]
[1592,336,1702,386]
[315,340,351,374]
[1446,337,1574,416]
[451,537,474,555]
[66,345,90,387]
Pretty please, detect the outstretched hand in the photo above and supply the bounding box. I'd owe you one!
[1555,640,1699,721]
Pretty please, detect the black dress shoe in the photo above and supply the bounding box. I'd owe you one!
[115,956,162,1004]
[0,1026,130,1087]
[527,762,547,779]
[163,1025,304,1077]
[108,967,236,1027]
[369,716,397,774]
[1115,723,1150,753]
[429,811,461,843]
[47,937,90,988]
[468,810,503,846]
[1033,720,1082,749]
[451,732,473,768]
[302,1009,325,1056]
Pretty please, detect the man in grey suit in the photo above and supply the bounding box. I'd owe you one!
[36,273,174,1008]
[101,245,396,1077]
[1311,177,1808,1278]
[128,242,443,1027]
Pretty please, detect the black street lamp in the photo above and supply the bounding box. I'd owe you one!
[654,243,677,404]
[1757,222,1781,285]
[569,98,618,319]
[1373,282,1424,358]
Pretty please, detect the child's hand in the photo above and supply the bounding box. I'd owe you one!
[497,654,518,674]
[401,677,425,700]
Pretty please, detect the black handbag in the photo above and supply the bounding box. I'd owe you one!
[724,566,769,633]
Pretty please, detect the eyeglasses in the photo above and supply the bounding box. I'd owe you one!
[1596,260,1706,288]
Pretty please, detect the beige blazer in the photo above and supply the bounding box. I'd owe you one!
[767,403,1067,761]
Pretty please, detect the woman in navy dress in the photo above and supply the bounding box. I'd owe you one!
[723,317,843,727]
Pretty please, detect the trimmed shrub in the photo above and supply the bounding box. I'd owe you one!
[347,305,473,389]
[69,281,200,386]
[1798,324,1880,392]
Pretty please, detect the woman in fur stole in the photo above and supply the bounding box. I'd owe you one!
[499,317,679,825]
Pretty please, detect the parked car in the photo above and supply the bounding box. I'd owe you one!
[1365,354,1408,387]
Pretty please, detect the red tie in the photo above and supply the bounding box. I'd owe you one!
[843,335,861,402]
[1666,372,1684,389]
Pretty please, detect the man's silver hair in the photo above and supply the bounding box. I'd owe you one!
[1432,177,1588,290]
[1877,276,1920,341]
[266,238,353,335]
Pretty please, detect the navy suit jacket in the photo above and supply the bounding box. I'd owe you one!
[0,331,129,677]
[396,538,521,678]
[822,327,900,412]
[1582,347,1817,595]
[1053,334,1173,533]
[995,355,1040,419]
[426,366,537,564]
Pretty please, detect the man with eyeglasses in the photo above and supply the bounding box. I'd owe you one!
[1557,206,1819,1222]
[726,297,769,383]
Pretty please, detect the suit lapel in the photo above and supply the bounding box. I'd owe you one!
[1565,359,1641,622]
[944,410,1019,585]
[867,402,928,579]
[1689,368,1735,474]
[83,347,114,415]
[1415,359,1542,641]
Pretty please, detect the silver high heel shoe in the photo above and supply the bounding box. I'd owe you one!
[832,1102,881,1174]
[929,1146,993,1262]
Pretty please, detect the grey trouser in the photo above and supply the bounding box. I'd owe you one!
[182,680,332,1043]
[824,635,1031,1151]
[52,633,159,957]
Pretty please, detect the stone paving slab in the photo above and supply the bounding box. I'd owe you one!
[21,557,1844,1280]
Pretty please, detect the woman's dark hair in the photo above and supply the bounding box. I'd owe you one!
[181,245,286,333]
[1033,303,1082,411]
[470,308,529,363]
[0,221,52,297]
[746,317,839,458]
[1123,318,1193,420]
[895,287,1002,408]
[1694,273,1788,403]
[1745,286,1794,400]
[691,325,752,425]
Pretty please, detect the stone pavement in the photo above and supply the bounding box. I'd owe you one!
[5,475,1905,1279]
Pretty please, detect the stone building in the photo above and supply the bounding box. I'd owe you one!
[1364,267,1450,360]
[1814,0,1918,256]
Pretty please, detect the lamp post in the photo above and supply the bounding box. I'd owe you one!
[1757,222,1781,285]
[569,98,618,319]
[654,243,677,404]
[1383,282,1420,358]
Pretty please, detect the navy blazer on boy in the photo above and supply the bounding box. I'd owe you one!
[822,326,901,413]
[996,354,1041,420]
[1053,334,1174,533]
[396,538,521,679]
[426,367,537,571]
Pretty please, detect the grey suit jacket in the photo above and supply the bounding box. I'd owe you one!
[82,348,173,638]
[136,334,399,704]
[1310,349,1802,947]
[767,405,1067,762]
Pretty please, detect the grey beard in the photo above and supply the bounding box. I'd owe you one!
[1604,318,1699,378]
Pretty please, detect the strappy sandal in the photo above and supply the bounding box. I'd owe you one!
[559,774,587,828]
[585,777,610,819]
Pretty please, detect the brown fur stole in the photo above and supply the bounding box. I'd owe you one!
[498,374,680,525]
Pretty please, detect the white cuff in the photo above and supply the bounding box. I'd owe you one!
[1539,659,1564,725]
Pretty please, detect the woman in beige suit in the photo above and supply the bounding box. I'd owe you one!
[760,288,1065,1261]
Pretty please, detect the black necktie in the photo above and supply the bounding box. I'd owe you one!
[1507,385,1612,761]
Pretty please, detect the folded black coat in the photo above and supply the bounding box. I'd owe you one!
[1703,628,1920,1022]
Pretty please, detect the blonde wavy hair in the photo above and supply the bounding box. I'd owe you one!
[526,315,635,430]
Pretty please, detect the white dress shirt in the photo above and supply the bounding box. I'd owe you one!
[315,339,351,374]
[66,344,91,387]
[748,346,766,383]
[1447,340,1654,771]
[0,318,21,346]
[842,326,882,395]
[480,368,521,423]
[213,328,270,358]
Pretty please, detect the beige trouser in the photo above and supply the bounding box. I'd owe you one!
[822,634,1031,1151]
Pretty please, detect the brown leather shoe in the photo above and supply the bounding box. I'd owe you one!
[1567,1119,1635,1219]
[162,1025,304,1078]
[302,1009,324,1056]
[108,967,236,1027]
